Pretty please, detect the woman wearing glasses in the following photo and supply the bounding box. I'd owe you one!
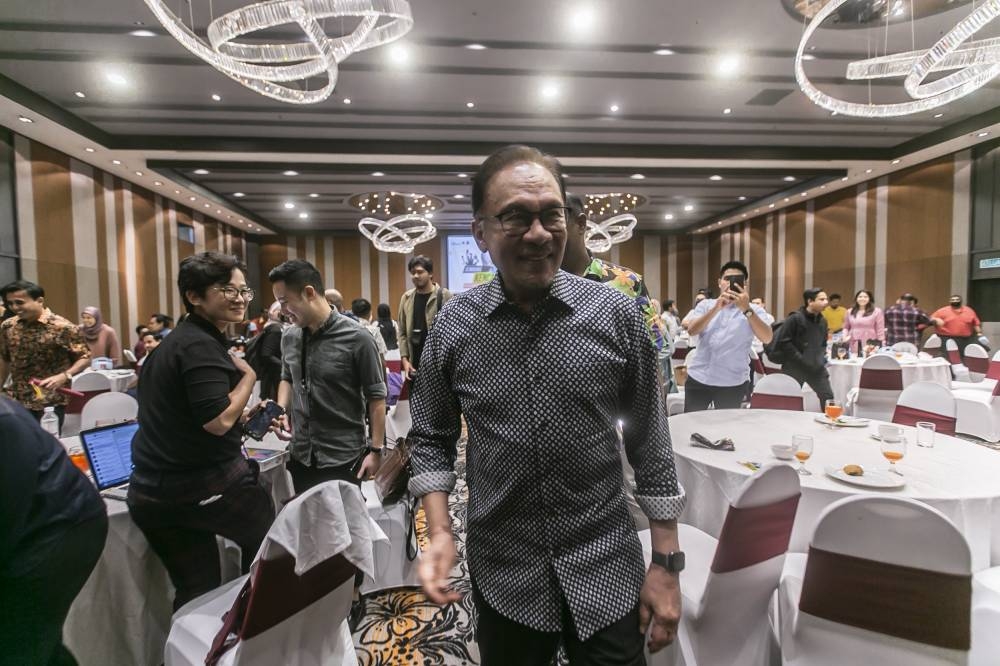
[126,252,274,611]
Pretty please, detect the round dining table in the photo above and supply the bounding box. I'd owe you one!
[826,355,951,404]
[670,409,1000,571]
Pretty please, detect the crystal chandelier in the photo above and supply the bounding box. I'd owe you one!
[796,0,1000,117]
[142,0,413,104]
[359,215,437,253]
[585,214,637,253]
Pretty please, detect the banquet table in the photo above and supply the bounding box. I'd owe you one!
[827,355,951,404]
[61,434,292,666]
[72,368,136,393]
[670,409,1000,571]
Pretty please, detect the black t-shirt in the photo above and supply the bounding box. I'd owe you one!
[411,291,431,368]
[0,396,104,576]
[131,313,244,479]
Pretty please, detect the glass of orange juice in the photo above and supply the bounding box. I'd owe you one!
[68,446,89,473]
[881,437,906,475]
[793,434,813,475]
[824,399,843,422]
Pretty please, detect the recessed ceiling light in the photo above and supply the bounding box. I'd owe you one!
[106,71,127,86]
[841,176,849,181]
[865,168,873,173]
[216,209,222,214]
[801,192,808,196]
[609,103,620,112]
[129,29,156,37]
[716,53,742,77]
[784,197,790,202]
[540,80,560,100]
[684,204,695,212]
[111,159,122,165]
[85,147,95,152]
[466,101,475,109]
[568,5,598,33]
[342,98,352,105]
[978,131,990,137]
[74,91,86,98]
[233,192,245,198]
[465,43,487,50]
[298,212,309,219]
[189,196,196,201]
[283,202,295,209]
[738,196,747,201]
[742,213,748,217]
[891,159,901,165]
[309,193,319,198]
[174,189,180,194]
[802,53,816,61]
[457,173,468,178]
[17,115,33,123]
[204,203,211,208]
[134,170,143,176]
[630,173,645,180]
[211,93,221,101]
[387,43,411,66]
[653,48,675,55]
[371,171,385,177]
[723,107,732,115]
[454,194,465,199]
[427,213,434,219]
[783,176,796,182]
[283,170,298,176]
[709,175,723,181]
[153,180,162,186]
[664,213,674,220]
[193,168,209,175]
[933,112,944,118]
[831,111,838,116]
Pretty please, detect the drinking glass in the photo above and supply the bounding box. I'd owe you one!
[916,421,936,448]
[881,437,906,475]
[793,434,814,476]
[68,446,89,473]
[824,399,843,422]
[836,346,848,360]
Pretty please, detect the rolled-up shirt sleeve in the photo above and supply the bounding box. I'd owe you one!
[406,309,462,498]
[356,333,387,400]
[618,300,686,521]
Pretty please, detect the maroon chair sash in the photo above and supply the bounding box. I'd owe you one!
[751,358,767,376]
[965,356,990,375]
[65,388,109,415]
[206,552,357,665]
[386,359,402,373]
[892,405,956,435]
[947,347,962,365]
[398,379,410,401]
[672,347,690,361]
[711,494,800,573]
[986,361,1000,381]
[858,368,903,391]
[798,546,971,650]
[750,394,803,411]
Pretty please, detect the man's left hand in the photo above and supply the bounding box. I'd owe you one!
[638,565,681,653]
[731,284,751,312]
[356,450,383,479]
[37,373,69,391]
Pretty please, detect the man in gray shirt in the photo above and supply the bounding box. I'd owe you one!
[267,259,386,491]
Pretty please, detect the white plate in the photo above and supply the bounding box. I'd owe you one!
[869,433,908,443]
[814,416,870,428]
[824,465,905,489]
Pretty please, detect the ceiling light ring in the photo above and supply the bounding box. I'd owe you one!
[585,213,637,253]
[358,213,437,253]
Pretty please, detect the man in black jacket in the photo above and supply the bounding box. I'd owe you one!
[772,288,833,410]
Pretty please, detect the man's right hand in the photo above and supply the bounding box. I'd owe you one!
[270,411,293,441]
[420,529,461,604]
[402,358,417,379]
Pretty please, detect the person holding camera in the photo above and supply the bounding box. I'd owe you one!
[127,252,274,611]
[681,261,774,412]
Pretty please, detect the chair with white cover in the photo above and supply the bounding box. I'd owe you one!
[924,333,943,358]
[957,344,992,385]
[80,392,138,431]
[761,352,783,375]
[670,338,691,371]
[970,567,1000,666]
[123,348,137,365]
[953,380,1000,443]
[891,381,957,436]
[844,355,903,421]
[666,348,696,415]
[751,374,805,411]
[63,371,114,436]
[165,480,385,666]
[776,496,972,666]
[640,464,801,666]
[891,341,919,355]
[943,339,973,383]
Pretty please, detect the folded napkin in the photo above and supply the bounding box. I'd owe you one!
[691,432,735,451]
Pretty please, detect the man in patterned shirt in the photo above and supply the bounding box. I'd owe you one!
[409,145,686,665]
[0,280,91,425]
[884,293,942,347]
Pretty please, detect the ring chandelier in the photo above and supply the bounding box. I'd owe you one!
[796,0,1000,117]
[585,214,637,253]
[142,0,413,104]
[358,215,437,253]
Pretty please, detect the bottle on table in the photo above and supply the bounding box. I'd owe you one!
[40,406,60,437]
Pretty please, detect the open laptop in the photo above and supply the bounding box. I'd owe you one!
[80,421,138,500]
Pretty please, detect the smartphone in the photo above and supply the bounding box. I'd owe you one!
[243,401,285,441]
[727,275,745,291]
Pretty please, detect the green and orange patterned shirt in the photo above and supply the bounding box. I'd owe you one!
[0,310,90,410]
[582,256,666,351]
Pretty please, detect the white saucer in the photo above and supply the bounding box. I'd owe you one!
[824,465,905,489]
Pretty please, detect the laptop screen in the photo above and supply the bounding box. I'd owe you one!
[80,422,138,490]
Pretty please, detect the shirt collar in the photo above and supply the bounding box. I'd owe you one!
[185,312,230,345]
[484,270,576,317]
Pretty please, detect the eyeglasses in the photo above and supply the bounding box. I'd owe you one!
[479,205,571,237]
[213,286,255,302]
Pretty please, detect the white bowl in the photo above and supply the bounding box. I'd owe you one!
[770,444,796,460]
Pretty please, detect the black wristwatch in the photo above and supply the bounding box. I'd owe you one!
[651,550,685,574]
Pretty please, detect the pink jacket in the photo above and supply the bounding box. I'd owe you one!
[844,307,885,345]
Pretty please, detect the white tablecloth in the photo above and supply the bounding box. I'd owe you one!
[73,368,136,393]
[670,409,1000,571]
[359,480,421,594]
[827,356,951,404]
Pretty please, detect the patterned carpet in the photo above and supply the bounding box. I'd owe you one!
[352,439,480,666]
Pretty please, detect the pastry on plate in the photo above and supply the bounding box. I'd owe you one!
[842,464,864,477]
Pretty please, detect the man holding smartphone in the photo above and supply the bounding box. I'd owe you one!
[682,261,774,411]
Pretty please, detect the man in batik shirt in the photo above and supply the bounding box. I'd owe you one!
[0,280,91,424]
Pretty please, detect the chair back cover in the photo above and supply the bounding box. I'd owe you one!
[750,374,805,411]
[892,381,957,436]
[924,334,943,355]
[80,392,138,430]
[853,355,903,420]
[71,370,113,392]
[891,342,919,355]
[963,344,990,382]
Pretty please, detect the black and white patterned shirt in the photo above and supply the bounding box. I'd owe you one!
[408,270,686,639]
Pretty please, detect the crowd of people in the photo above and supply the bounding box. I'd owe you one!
[0,142,993,665]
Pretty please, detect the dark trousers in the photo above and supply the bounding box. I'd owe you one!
[472,584,645,666]
[683,375,746,412]
[782,363,834,411]
[286,456,362,494]
[29,404,66,429]
[128,476,274,611]
[940,334,978,359]
[0,514,108,666]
